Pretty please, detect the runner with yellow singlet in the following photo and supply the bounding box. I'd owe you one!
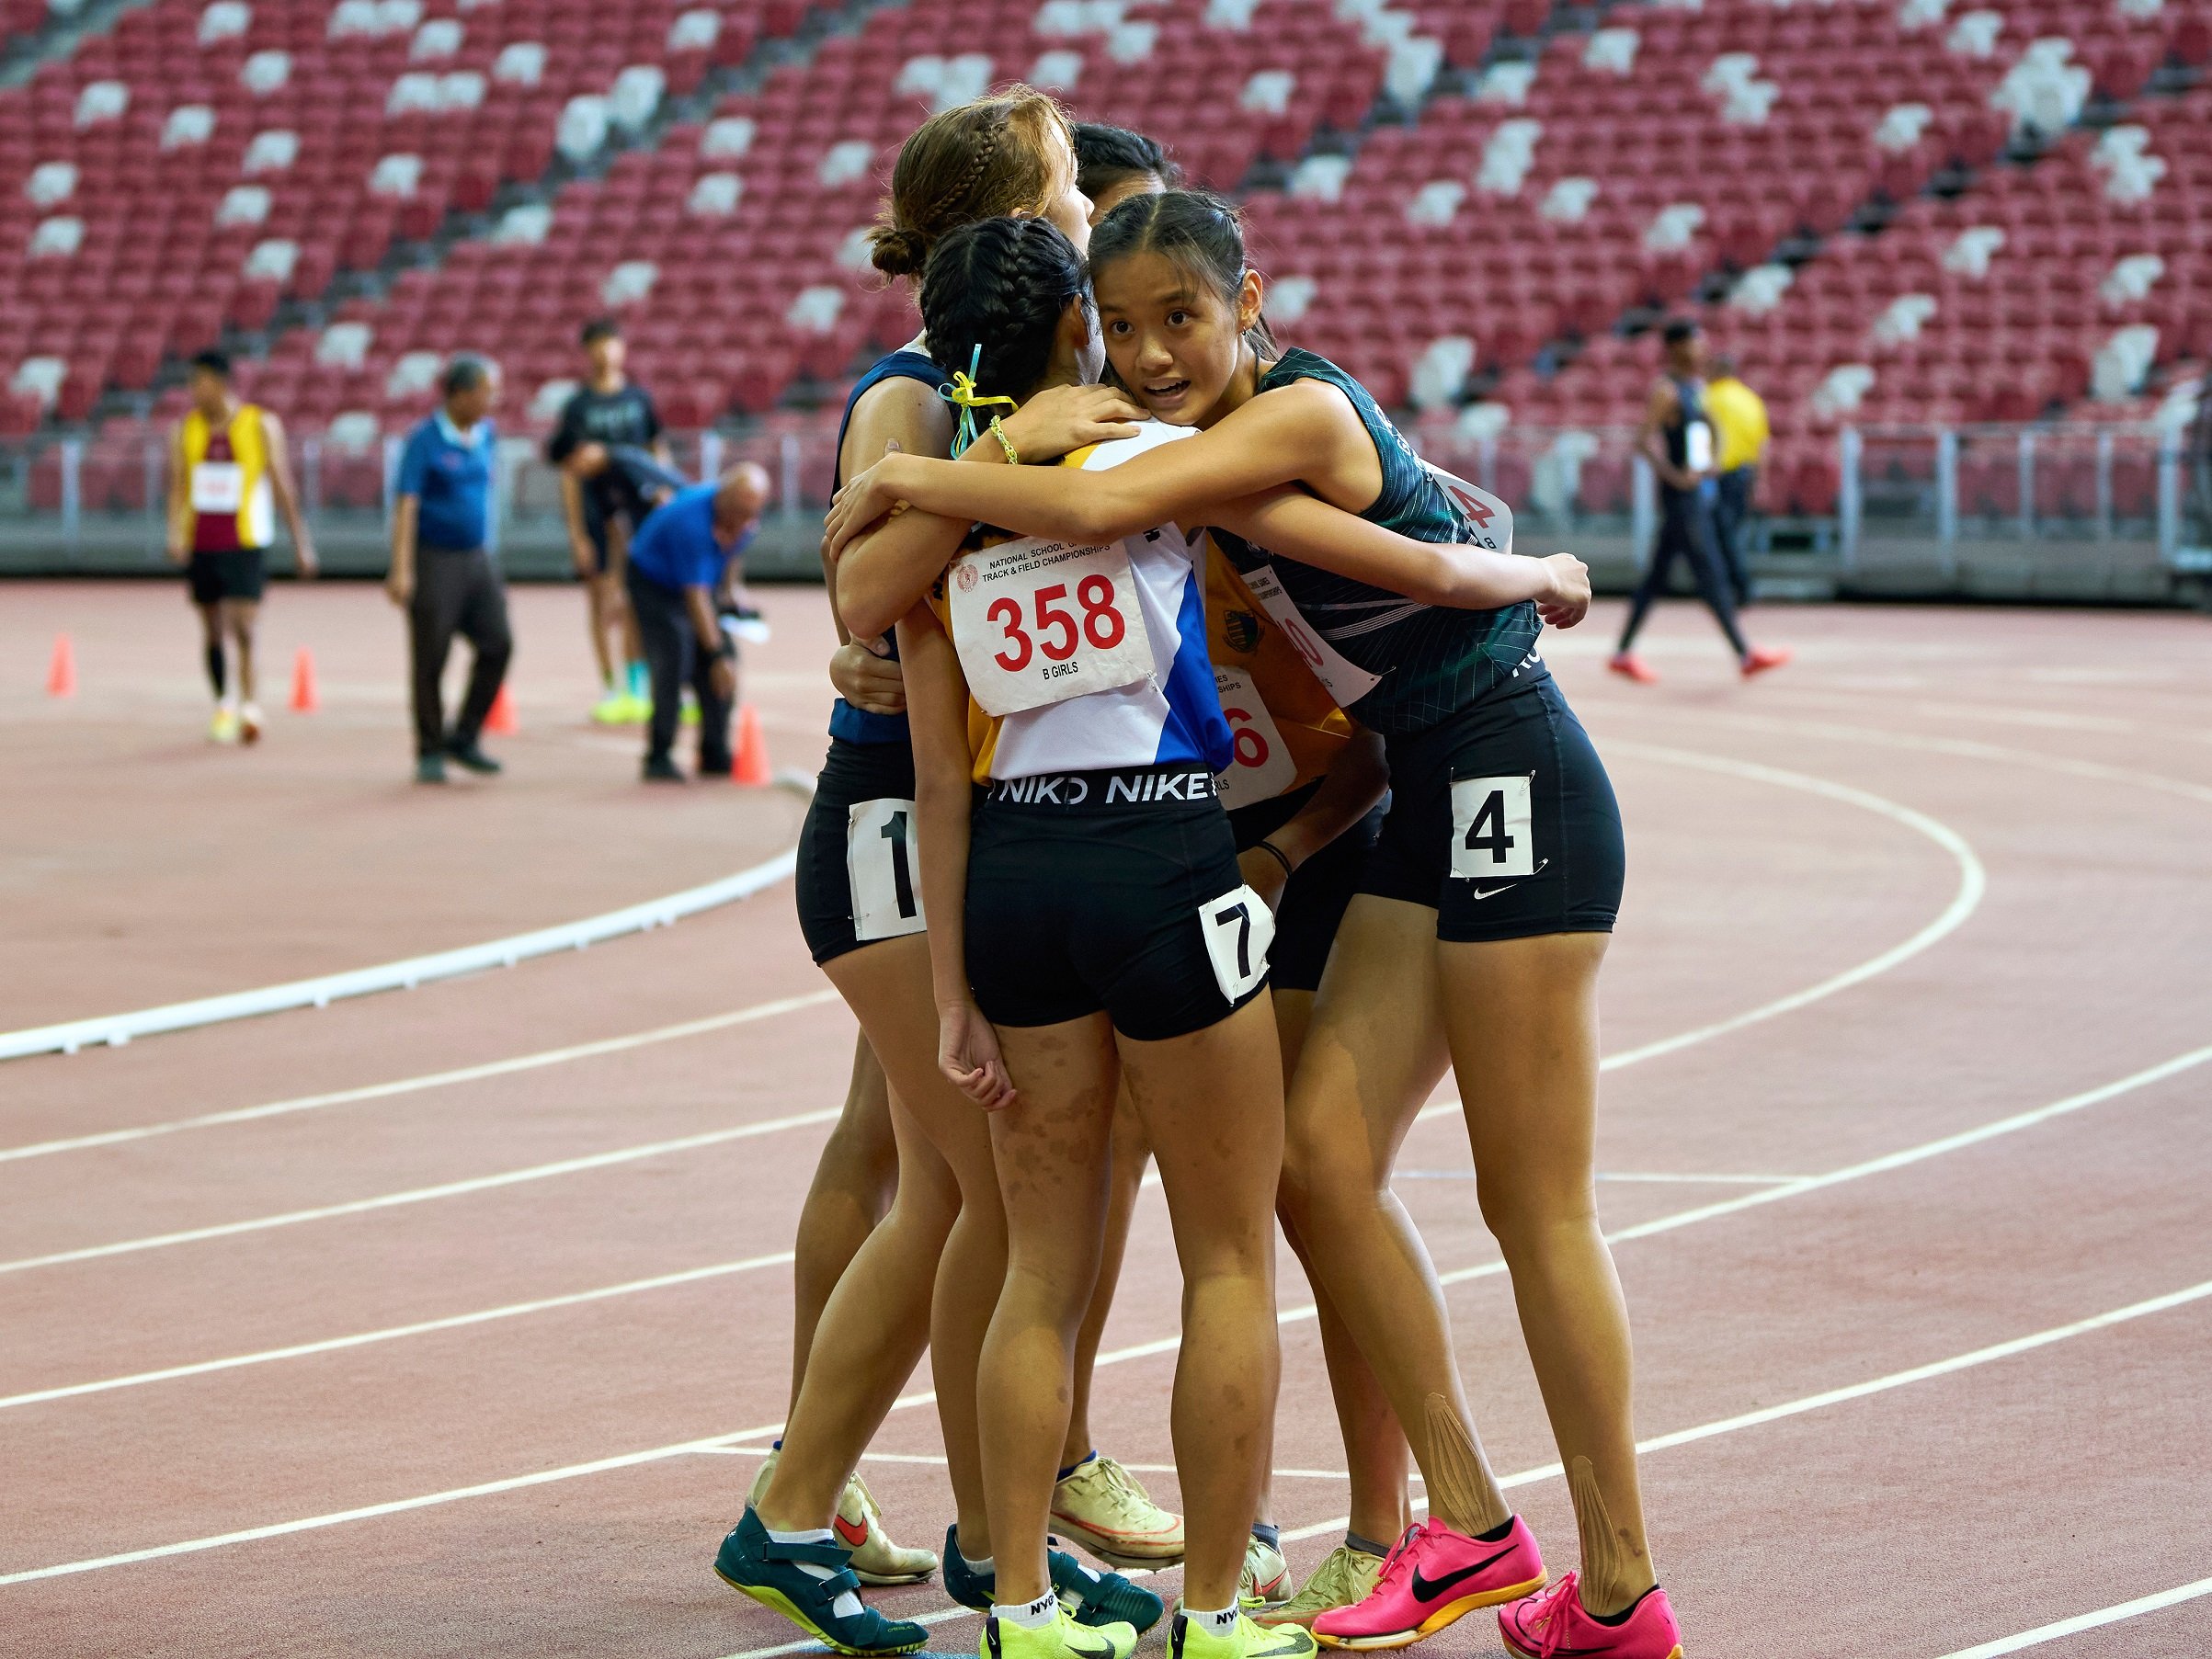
[165,349,315,744]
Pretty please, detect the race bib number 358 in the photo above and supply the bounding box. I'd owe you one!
[947,537,1154,717]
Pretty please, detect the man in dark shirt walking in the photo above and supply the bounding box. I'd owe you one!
[546,317,672,722]
[390,356,511,784]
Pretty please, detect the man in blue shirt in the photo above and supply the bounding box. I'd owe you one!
[388,356,511,784]
[624,461,770,781]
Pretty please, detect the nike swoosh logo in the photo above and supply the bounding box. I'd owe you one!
[1410,1546,1515,1602]
[1066,1637,1116,1659]
[832,1515,870,1549]
[1467,882,1521,901]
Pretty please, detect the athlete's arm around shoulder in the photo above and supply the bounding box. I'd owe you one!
[827,379,1350,556]
[1208,487,1585,618]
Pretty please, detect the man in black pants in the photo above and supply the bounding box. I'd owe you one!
[1610,320,1788,685]
[388,357,511,784]
[624,461,770,781]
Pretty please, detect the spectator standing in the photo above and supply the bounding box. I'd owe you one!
[165,350,316,744]
[624,462,770,782]
[1611,321,1789,683]
[546,317,669,723]
[388,357,512,785]
[1703,353,1770,606]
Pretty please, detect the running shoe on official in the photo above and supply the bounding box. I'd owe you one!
[1051,1453,1185,1568]
[1739,645,1792,678]
[713,1506,927,1656]
[237,701,263,744]
[984,1606,1140,1659]
[1311,1517,1545,1650]
[1606,653,1659,686]
[209,704,240,744]
[1242,1535,1292,1608]
[1171,1608,1318,1659]
[943,1526,1164,1632]
[1498,1572,1682,1659]
[745,1450,938,1586]
[414,754,447,784]
[1255,1545,1386,1629]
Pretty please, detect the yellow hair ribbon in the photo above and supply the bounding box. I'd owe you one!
[939,346,1017,456]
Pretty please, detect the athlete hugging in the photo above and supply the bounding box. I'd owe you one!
[716,91,1685,1659]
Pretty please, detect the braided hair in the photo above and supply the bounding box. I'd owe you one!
[870,86,1074,280]
[918,217,1089,406]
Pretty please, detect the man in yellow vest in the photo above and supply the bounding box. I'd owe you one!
[165,350,316,743]
[1703,354,1770,608]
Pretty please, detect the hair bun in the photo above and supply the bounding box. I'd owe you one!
[871,226,928,277]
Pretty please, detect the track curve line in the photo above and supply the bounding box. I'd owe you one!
[0,780,814,1063]
[0,742,1978,1168]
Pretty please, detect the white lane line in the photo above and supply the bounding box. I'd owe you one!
[1595,742,1986,1071]
[1936,1575,2212,1656]
[1393,1170,1806,1186]
[706,1278,2212,1659]
[693,1449,1366,1483]
[0,1112,839,1278]
[0,1253,795,1414]
[0,745,1974,1273]
[0,741,1974,1172]
[0,989,845,1166]
[0,821,809,1062]
[3,1044,2201,1591]
[1682,710,2212,811]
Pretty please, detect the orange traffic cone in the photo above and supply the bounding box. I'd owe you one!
[733,702,771,785]
[289,647,320,713]
[485,682,519,735]
[45,632,74,698]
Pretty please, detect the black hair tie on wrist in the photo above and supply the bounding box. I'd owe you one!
[1255,839,1294,880]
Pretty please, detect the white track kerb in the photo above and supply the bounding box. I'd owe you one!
[0,782,812,1062]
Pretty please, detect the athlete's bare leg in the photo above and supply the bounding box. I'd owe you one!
[785,1033,898,1409]
[1277,898,1514,1538]
[1118,994,1285,1612]
[1267,987,1416,1546]
[1439,931,1654,1616]
[222,598,258,704]
[1061,1093,1150,1470]
[587,570,620,688]
[758,935,1001,1556]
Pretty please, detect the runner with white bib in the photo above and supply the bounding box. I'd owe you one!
[828,189,1687,1659]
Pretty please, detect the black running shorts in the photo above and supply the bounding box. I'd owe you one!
[1359,676,1624,943]
[794,736,925,965]
[965,764,1268,1042]
[188,547,267,606]
[1228,782,1384,994]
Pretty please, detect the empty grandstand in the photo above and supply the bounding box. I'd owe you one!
[3,0,2207,597]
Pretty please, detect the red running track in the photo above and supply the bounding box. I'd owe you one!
[1,585,2209,1659]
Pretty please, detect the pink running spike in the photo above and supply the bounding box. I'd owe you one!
[1497,1571,1684,1659]
[1311,1517,1545,1650]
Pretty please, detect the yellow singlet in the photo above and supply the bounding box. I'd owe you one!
[1203,540,1352,812]
[180,403,274,553]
